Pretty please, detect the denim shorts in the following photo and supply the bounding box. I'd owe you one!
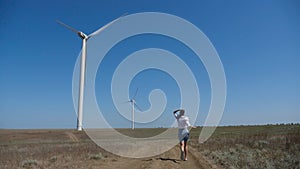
[178,128,189,142]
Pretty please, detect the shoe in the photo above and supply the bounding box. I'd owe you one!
[180,151,184,161]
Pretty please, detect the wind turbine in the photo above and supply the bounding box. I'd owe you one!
[126,88,142,130]
[57,14,126,131]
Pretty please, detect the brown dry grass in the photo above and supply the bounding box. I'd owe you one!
[0,130,113,169]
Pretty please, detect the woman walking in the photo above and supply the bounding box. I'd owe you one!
[173,109,195,161]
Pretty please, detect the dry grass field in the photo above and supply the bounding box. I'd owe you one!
[0,124,299,169]
[190,124,300,169]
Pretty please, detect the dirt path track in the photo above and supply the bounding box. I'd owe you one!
[65,131,79,142]
[98,145,219,169]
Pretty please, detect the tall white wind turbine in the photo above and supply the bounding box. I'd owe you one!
[57,14,125,131]
[126,88,142,130]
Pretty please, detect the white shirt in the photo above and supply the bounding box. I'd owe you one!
[177,116,191,129]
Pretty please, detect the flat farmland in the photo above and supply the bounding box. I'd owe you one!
[0,124,299,169]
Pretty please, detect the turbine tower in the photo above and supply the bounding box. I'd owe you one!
[57,14,125,131]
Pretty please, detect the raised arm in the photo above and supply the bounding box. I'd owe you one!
[173,109,181,119]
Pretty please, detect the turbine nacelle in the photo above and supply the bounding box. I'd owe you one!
[77,32,88,40]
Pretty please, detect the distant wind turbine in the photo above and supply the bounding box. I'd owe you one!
[57,14,126,131]
[126,88,142,130]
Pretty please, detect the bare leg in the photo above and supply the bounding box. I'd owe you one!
[184,141,188,161]
[180,141,184,152]
[179,141,184,160]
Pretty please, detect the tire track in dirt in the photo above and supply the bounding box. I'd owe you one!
[65,132,79,142]
[96,145,217,169]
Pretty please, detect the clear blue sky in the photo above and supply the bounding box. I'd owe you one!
[0,0,299,129]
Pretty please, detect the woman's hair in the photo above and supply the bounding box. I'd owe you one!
[179,109,185,116]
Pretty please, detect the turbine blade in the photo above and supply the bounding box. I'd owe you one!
[88,13,127,38]
[56,20,80,34]
[133,88,139,100]
[134,102,142,112]
[123,100,131,104]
